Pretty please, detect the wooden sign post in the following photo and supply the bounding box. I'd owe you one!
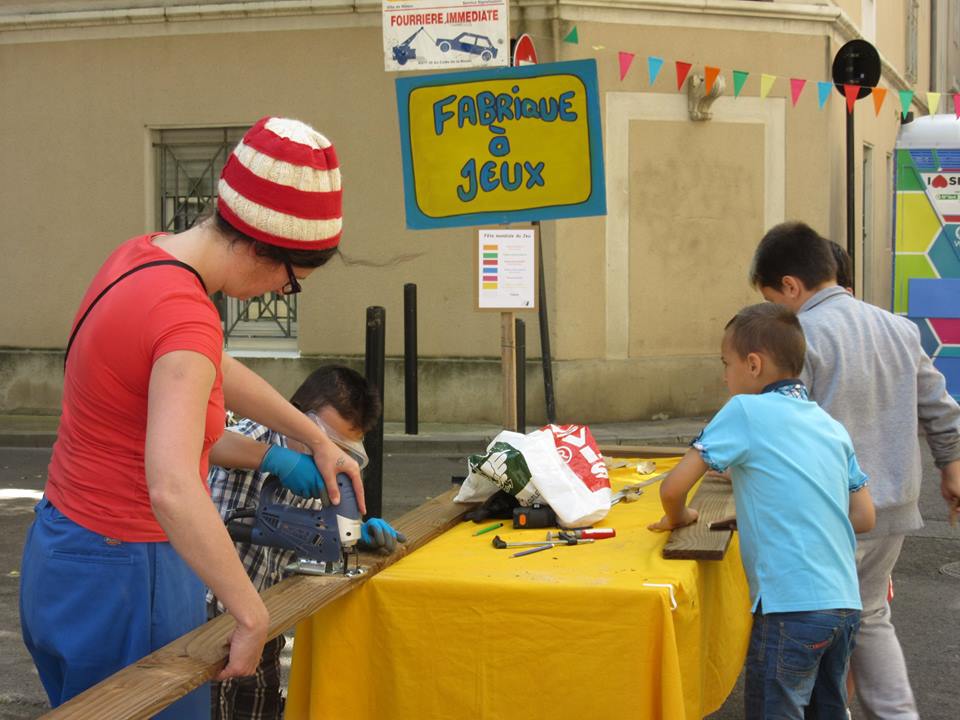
[477,227,537,430]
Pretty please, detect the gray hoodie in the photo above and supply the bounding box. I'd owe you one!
[798,286,960,537]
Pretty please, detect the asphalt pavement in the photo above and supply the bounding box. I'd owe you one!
[0,420,957,719]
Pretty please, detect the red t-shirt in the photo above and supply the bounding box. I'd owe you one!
[46,234,225,541]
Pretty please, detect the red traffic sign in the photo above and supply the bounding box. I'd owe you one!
[512,33,538,66]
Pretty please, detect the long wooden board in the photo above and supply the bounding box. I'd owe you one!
[662,478,736,560]
[39,488,475,720]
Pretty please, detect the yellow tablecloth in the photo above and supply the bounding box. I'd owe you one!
[286,458,751,720]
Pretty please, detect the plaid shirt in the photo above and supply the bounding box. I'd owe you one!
[206,418,322,609]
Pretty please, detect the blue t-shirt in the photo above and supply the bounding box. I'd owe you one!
[694,383,867,614]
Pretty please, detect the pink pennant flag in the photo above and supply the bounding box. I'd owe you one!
[789,78,806,107]
[676,61,692,90]
[705,66,721,95]
[954,93,960,119]
[843,84,860,113]
[618,52,635,82]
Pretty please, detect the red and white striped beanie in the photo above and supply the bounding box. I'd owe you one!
[218,117,342,250]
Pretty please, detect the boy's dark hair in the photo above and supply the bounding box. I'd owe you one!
[724,303,806,377]
[750,221,838,291]
[290,365,381,434]
[828,241,853,290]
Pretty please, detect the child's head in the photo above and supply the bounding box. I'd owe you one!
[289,366,381,463]
[722,303,806,395]
[749,222,838,310]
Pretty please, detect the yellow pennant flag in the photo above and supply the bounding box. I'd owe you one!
[927,92,941,114]
[760,74,777,99]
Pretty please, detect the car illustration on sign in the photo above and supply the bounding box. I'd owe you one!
[435,32,498,62]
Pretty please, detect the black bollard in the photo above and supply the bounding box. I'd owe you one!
[364,306,386,518]
[404,283,418,435]
[515,318,526,433]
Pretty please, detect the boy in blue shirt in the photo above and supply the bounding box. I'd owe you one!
[649,302,875,719]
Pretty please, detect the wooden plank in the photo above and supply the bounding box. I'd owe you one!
[40,488,475,720]
[600,444,689,458]
[662,478,736,560]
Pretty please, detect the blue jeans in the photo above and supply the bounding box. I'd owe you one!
[744,606,860,719]
[19,498,208,719]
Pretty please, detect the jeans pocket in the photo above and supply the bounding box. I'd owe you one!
[50,547,133,565]
[776,617,837,676]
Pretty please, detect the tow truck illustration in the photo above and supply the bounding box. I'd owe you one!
[435,32,498,62]
[392,26,428,65]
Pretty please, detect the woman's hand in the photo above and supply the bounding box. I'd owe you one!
[647,507,699,533]
[307,432,366,515]
[217,601,270,680]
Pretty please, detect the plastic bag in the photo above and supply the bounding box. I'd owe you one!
[454,427,610,527]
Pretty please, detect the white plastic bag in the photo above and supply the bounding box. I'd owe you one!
[454,429,610,527]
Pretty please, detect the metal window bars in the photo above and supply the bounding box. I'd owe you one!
[155,127,298,346]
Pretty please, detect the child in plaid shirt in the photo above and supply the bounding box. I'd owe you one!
[207,365,404,720]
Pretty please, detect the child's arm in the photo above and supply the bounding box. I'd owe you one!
[848,485,876,533]
[647,448,709,532]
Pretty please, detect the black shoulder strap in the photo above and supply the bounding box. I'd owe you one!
[64,259,207,369]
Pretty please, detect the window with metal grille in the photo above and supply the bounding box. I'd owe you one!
[154,126,299,353]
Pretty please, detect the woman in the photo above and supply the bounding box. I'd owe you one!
[18,116,363,717]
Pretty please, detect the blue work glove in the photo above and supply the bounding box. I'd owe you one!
[259,445,325,499]
[360,518,407,553]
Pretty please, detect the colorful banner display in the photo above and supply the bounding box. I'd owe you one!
[561,27,960,118]
[383,0,508,72]
[395,59,606,229]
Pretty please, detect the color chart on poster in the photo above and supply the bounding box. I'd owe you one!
[476,228,536,310]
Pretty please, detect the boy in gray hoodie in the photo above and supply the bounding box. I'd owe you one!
[751,221,960,719]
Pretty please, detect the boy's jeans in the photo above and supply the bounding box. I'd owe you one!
[745,607,860,719]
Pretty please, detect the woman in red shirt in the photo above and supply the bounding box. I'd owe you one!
[19,117,363,718]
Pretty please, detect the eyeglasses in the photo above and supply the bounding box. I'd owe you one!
[281,260,302,295]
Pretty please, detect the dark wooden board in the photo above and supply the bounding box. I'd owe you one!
[662,478,736,560]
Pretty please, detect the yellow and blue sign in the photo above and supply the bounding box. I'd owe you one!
[395,59,606,229]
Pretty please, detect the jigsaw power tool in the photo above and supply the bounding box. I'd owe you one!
[225,473,365,577]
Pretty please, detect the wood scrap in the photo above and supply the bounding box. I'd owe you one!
[662,477,737,561]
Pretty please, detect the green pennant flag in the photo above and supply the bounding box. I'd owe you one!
[733,70,749,98]
[563,26,579,44]
[899,89,914,118]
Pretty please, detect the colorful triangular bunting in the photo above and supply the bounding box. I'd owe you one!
[705,66,721,95]
[733,70,749,98]
[563,26,578,44]
[759,74,776,99]
[648,56,664,86]
[954,93,960,119]
[927,92,941,114]
[871,87,888,116]
[817,81,832,109]
[843,84,860,113]
[618,52,635,82]
[675,61,692,90]
[789,78,806,107]
[899,89,914,118]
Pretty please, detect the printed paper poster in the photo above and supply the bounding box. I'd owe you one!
[383,0,509,72]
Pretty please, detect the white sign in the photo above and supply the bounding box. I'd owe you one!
[922,172,960,223]
[477,228,537,310]
[383,0,509,72]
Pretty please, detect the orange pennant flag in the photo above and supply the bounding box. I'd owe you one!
[871,87,887,116]
[705,66,721,95]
